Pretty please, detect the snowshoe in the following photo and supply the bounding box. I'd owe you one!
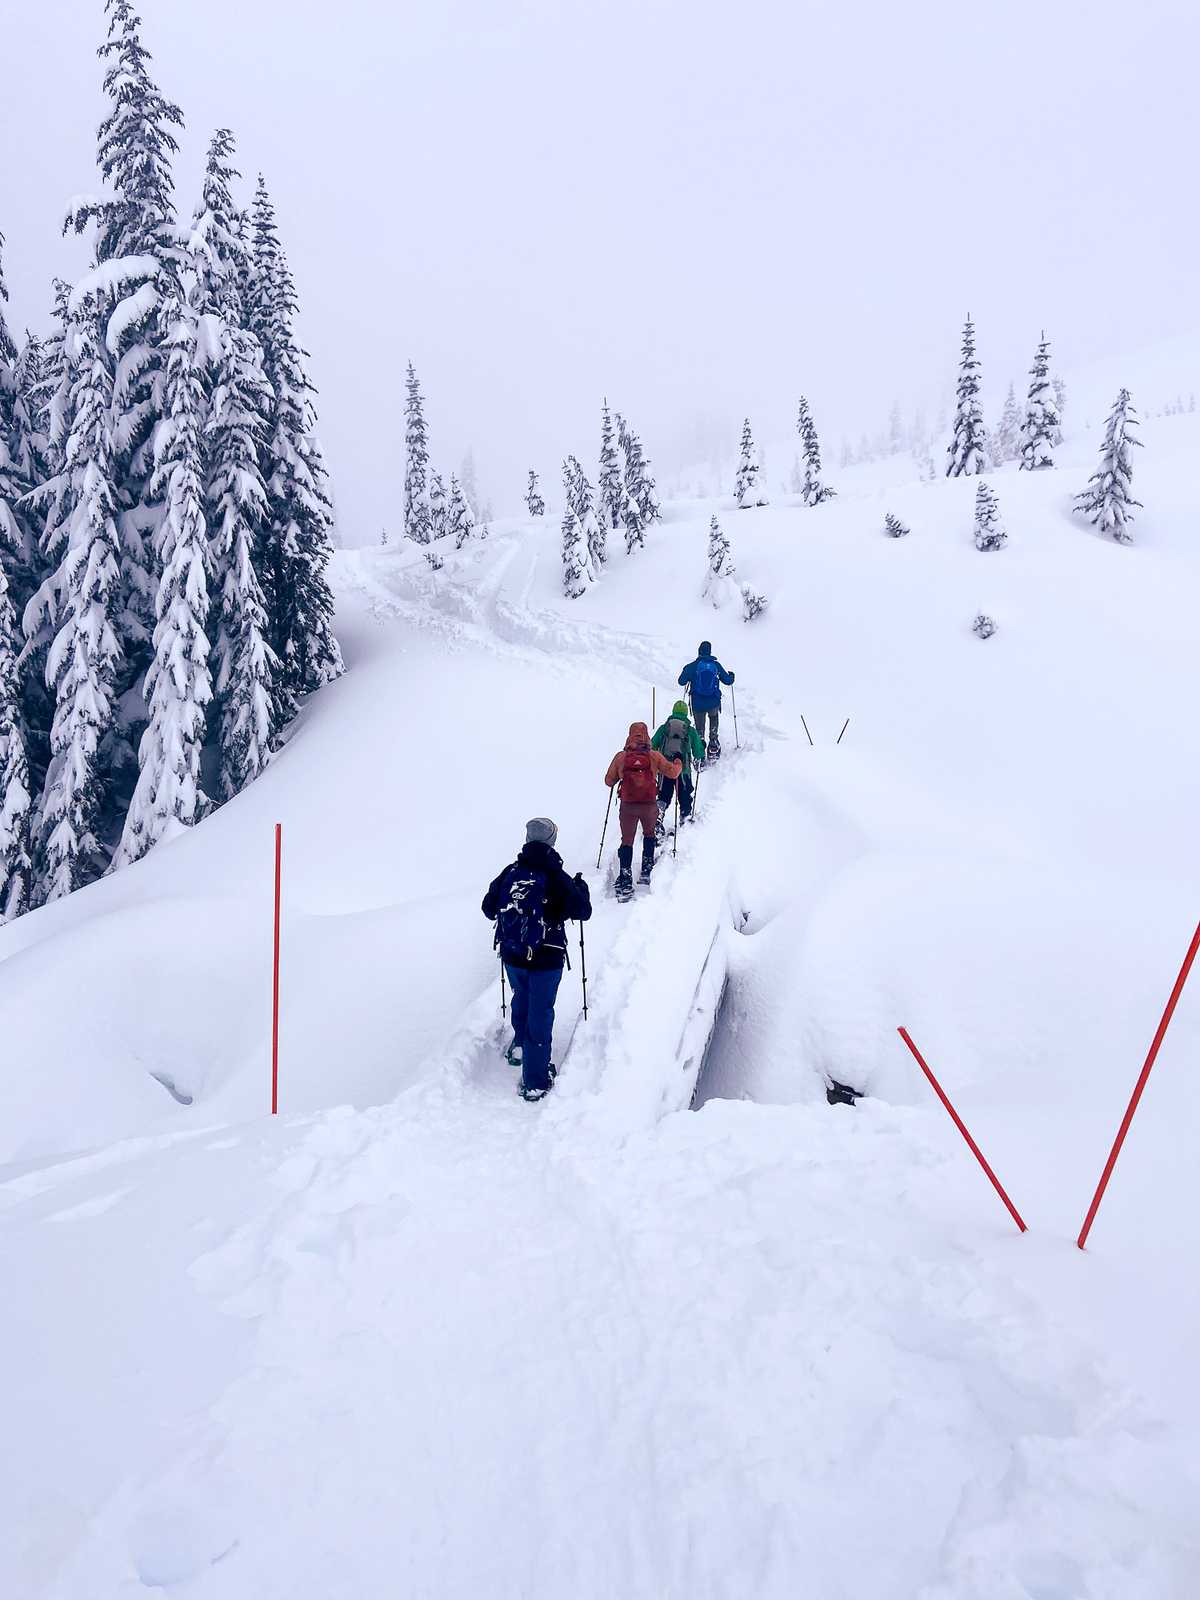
[654,805,668,845]
[638,861,654,886]
[518,1064,556,1103]
[505,1041,523,1068]
[826,1078,861,1107]
[707,740,722,763]
[615,870,634,903]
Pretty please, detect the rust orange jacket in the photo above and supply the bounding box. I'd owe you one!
[605,722,682,789]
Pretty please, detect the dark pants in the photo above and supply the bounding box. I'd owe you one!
[506,964,563,1091]
[658,770,694,820]
[694,705,720,747]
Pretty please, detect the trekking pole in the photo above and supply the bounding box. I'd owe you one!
[672,786,680,858]
[732,685,741,749]
[652,686,656,727]
[579,924,589,1020]
[801,714,814,747]
[692,759,702,821]
[837,718,850,746]
[596,786,614,870]
[499,955,507,1019]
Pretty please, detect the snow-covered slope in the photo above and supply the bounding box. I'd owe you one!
[4,418,1200,1597]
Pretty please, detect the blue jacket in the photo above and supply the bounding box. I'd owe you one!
[678,652,734,711]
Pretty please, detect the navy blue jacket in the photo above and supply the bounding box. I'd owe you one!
[678,651,734,711]
[483,841,592,970]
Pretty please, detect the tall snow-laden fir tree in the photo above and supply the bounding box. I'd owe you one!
[403,360,430,542]
[973,481,1007,551]
[797,396,835,505]
[68,0,187,664]
[560,459,597,599]
[32,292,124,901]
[946,317,988,477]
[526,469,544,517]
[618,414,661,530]
[428,471,447,541]
[1019,333,1059,471]
[192,131,283,799]
[1074,389,1143,543]
[735,419,768,508]
[447,474,475,548]
[597,400,625,532]
[115,260,213,866]
[249,177,343,699]
[994,382,1021,464]
[566,454,604,569]
[0,233,41,604]
[702,514,739,609]
[0,560,33,920]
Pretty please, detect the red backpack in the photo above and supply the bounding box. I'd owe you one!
[621,748,656,804]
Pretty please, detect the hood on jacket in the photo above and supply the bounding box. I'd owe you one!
[671,700,690,720]
[697,641,712,657]
[518,839,563,871]
[625,721,651,749]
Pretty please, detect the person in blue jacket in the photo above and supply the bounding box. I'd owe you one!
[678,641,734,759]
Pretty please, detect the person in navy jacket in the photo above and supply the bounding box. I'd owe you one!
[677,641,734,758]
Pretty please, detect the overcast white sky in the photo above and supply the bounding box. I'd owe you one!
[3,0,1198,537]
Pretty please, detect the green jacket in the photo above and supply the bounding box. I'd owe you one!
[652,715,705,774]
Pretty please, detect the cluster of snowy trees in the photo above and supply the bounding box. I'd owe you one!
[944,318,1144,546]
[402,366,489,558]
[0,2,341,921]
[560,402,661,598]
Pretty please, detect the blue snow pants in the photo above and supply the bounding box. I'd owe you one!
[505,964,564,1092]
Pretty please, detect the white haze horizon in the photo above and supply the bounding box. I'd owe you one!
[3,0,1198,540]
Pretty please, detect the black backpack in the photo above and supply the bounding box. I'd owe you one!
[494,867,551,962]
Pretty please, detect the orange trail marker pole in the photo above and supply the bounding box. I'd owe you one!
[897,1026,1027,1233]
[1076,917,1200,1250]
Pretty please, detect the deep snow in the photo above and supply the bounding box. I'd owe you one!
[4,413,1200,1597]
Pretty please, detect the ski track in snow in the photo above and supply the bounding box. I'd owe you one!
[9,526,1200,1597]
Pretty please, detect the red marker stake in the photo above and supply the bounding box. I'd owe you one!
[897,1026,1027,1233]
[272,823,282,1115]
[1076,917,1200,1250]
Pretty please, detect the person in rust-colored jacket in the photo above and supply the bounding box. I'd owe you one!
[604,721,682,896]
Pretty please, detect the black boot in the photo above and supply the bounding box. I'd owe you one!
[615,844,634,902]
[654,800,668,844]
[639,839,655,885]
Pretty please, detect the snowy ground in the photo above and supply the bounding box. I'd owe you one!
[4,415,1200,1597]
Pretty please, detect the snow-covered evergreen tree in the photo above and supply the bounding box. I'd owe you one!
[565,454,604,568]
[428,471,448,541]
[447,474,475,548]
[32,293,124,900]
[249,177,343,698]
[883,512,909,538]
[1052,375,1067,444]
[1074,389,1143,543]
[67,0,187,662]
[1019,333,1059,471]
[597,400,625,532]
[0,560,33,920]
[973,481,1007,551]
[735,419,768,508]
[797,396,836,505]
[115,261,213,865]
[992,382,1020,464]
[191,131,282,798]
[702,513,739,608]
[525,469,544,517]
[560,490,596,599]
[0,233,40,596]
[618,414,661,529]
[459,448,479,518]
[403,360,430,543]
[946,317,988,477]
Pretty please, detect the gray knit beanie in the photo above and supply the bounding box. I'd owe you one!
[525,817,559,847]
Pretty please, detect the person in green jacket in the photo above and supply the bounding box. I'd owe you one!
[652,700,706,839]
